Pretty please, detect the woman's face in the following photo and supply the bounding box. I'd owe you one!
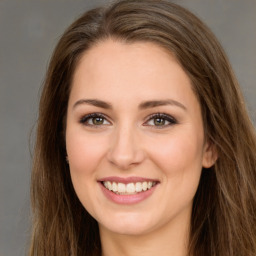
[66,39,214,236]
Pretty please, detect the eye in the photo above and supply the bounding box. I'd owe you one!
[144,113,177,128]
[80,113,111,126]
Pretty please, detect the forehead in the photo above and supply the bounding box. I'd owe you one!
[70,39,197,108]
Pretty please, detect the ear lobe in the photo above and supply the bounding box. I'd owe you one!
[202,141,218,168]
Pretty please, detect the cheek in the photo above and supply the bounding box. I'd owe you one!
[147,130,204,179]
[65,129,109,213]
[147,132,204,217]
[66,130,108,178]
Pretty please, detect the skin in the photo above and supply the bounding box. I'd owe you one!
[66,39,216,256]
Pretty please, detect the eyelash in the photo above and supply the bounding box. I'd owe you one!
[79,112,177,128]
[79,113,109,127]
[144,113,177,128]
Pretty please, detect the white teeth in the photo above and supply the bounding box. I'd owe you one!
[135,182,142,192]
[142,181,148,191]
[126,183,135,193]
[112,182,118,192]
[117,183,126,193]
[103,181,157,194]
[147,181,153,189]
[106,181,112,190]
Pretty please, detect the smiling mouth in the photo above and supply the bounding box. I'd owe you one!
[101,181,158,195]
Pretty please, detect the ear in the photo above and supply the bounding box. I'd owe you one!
[202,140,218,168]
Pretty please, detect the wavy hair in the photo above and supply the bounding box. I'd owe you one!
[30,0,256,255]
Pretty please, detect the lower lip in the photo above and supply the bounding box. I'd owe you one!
[99,182,158,205]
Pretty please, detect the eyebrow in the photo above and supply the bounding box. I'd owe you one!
[73,99,112,110]
[139,99,187,111]
[72,98,187,111]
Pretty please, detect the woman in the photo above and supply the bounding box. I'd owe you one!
[30,0,256,255]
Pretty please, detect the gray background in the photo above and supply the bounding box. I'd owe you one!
[0,0,255,255]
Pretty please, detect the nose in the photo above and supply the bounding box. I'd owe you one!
[107,125,145,170]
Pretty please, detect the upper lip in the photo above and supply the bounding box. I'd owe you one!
[98,176,160,184]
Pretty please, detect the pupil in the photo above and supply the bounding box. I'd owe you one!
[154,118,165,126]
[93,117,103,125]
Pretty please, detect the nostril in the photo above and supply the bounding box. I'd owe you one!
[107,146,145,170]
[107,128,146,169]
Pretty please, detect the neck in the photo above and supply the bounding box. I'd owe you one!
[99,210,191,256]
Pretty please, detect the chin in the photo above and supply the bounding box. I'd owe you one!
[97,211,159,236]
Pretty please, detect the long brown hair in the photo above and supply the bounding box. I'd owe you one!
[30,0,256,255]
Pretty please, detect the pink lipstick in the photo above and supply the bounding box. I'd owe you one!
[98,176,159,205]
